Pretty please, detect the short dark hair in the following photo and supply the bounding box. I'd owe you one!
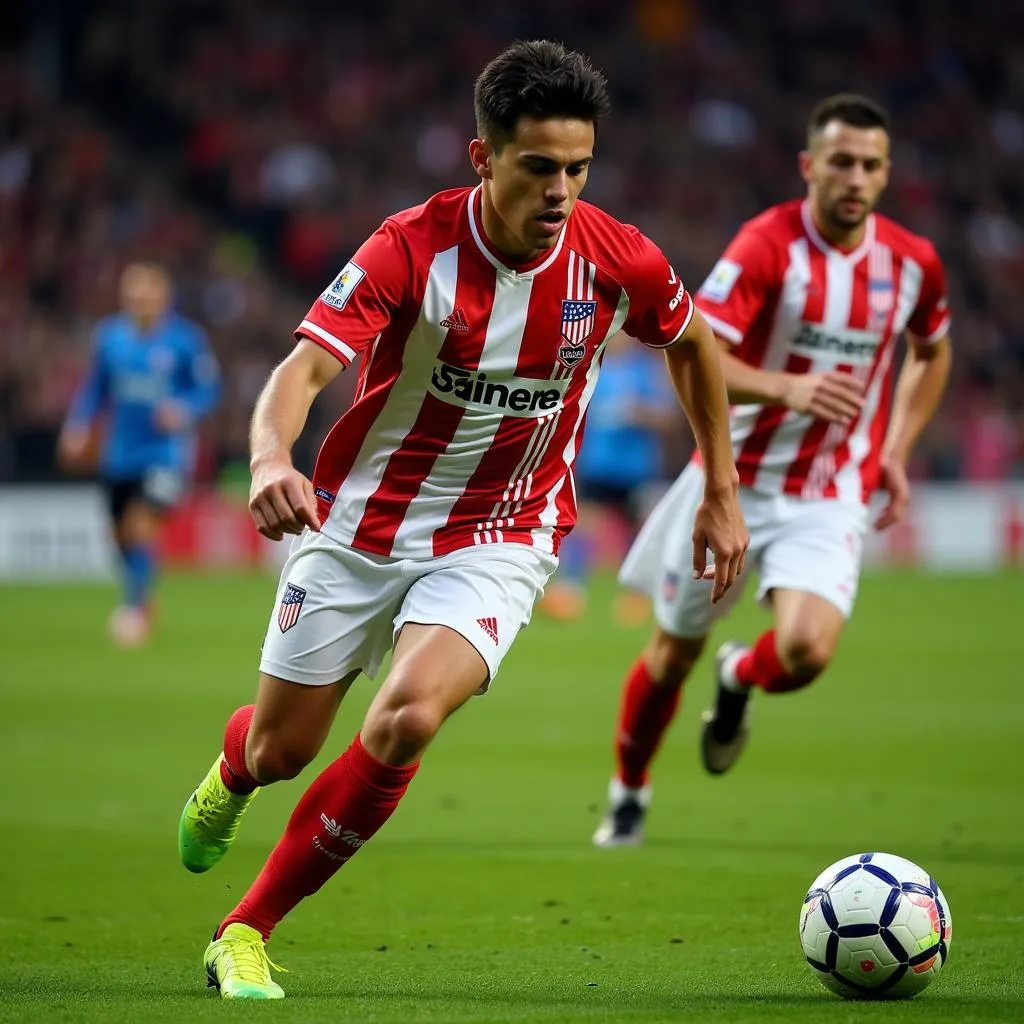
[474,40,611,152]
[807,93,889,146]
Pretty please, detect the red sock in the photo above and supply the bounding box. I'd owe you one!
[734,629,806,693]
[219,733,419,941]
[614,657,682,789]
[220,705,259,794]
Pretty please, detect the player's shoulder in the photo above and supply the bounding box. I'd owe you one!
[566,199,667,282]
[165,311,208,347]
[735,199,805,250]
[384,187,474,257]
[872,212,943,265]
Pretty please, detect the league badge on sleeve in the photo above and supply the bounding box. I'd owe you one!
[278,583,307,633]
[321,262,366,310]
[698,259,742,304]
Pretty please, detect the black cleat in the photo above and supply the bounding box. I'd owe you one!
[700,641,752,775]
[592,779,650,848]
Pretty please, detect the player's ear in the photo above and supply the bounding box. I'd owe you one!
[797,149,813,186]
[469,139,493,179]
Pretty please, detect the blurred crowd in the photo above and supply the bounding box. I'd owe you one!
[1,0,1022,483]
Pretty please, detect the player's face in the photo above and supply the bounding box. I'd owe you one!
[471,116,594,261]
[801,121,891,238]
[120,265,172,326]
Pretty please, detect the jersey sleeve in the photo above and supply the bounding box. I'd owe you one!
[178,323,221,421]
[295,219,415,366]
[905,242,951,343]
[619,232,694,349]
[693,223,777,345]
[65,324,111,427]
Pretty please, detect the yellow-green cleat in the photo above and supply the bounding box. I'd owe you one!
[178,755,258,873]
[205,923,285,999]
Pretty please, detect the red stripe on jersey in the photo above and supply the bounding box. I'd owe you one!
[311,323,411,525]
[736,245,826,486]
[432,250,615,555]
[352,250,497,555]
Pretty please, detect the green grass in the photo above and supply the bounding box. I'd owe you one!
[1,569,1022,1022]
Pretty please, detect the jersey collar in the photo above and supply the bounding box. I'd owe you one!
[467,185,566,278]
[801,199,875,264]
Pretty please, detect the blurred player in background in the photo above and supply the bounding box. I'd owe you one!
[58,261,220,646]
[176,39,747,1000]
[593,93,952,847]
[539,331,681,622]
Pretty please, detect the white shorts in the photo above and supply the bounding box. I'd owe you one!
[259,530,556,690]
[619,462,869,639]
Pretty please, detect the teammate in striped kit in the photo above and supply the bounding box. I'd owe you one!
[593,94,953,848]
[177,40,748,998]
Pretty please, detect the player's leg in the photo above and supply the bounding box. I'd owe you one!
[205,544,551,997]
[701,499,867,774]
[594,464,749,846]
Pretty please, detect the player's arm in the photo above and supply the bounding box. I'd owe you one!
[58,330,110,470]
[248,339,343,540]
[157,331,221,433]
[873,331,952,530]
[664,309,749,601]
[715,339,865,425]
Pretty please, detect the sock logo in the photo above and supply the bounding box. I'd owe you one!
[477,616,499,644]
[319,813,365,848]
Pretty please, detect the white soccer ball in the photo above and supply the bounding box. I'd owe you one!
[799,852,952,999]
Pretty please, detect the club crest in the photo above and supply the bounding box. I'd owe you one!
[559,299,597,368]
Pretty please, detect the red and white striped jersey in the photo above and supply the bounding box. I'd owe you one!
[295,185,693,558]
[694,199,950,504]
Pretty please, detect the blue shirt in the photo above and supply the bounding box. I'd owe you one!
[67,312,220,480]
[576,347,676,490]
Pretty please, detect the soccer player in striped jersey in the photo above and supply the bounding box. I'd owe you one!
[178,39,748,998]
[593,94,952,848]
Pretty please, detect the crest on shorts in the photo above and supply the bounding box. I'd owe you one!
[662,571,679,602]
[558,300,597,367]
[278,582,307,633]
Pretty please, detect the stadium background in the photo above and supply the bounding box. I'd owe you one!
[0,3,1022,1022]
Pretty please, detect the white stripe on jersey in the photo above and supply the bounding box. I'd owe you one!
[298,319,358,362]
[535,288,631,546]
[324,244,461,545]
[833,254,922,503]
[392,258,537,552]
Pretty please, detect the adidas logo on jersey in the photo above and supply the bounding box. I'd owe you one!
[477,617,499,644]
[440,308,469,332]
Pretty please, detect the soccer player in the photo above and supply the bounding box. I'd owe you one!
[177,40,748,1000]
[58,261,220,646]
[592,93,952,848]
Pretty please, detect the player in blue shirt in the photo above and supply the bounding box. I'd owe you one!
[58,262,220,645]
[539,332,682,621]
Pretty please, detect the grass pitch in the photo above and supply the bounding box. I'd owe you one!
[1,569,1022,1022]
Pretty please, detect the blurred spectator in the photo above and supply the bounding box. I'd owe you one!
[1,0,1022,484]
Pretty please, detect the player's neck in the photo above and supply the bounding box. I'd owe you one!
[808,202,866,253]
[477,187,545,268]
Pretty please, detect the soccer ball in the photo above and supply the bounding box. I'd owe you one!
[799,852,952,999]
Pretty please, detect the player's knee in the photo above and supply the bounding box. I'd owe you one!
[777,629,834,681]
[247,736,315,783]
[379,700,444,753]
[646,630,705,687]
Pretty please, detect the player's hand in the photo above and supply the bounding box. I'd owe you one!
[56,425,92,472]
[873,458,911,531]
[782,371,865,425]
[155,401,188,433]
[692,482,749,604]
[249,457,321,541]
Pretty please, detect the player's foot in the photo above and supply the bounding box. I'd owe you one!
[178,756,258,873]
[592,777,650,848]
[204,923,285,999]
[108,605,150,647]
[700,641,752,775]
